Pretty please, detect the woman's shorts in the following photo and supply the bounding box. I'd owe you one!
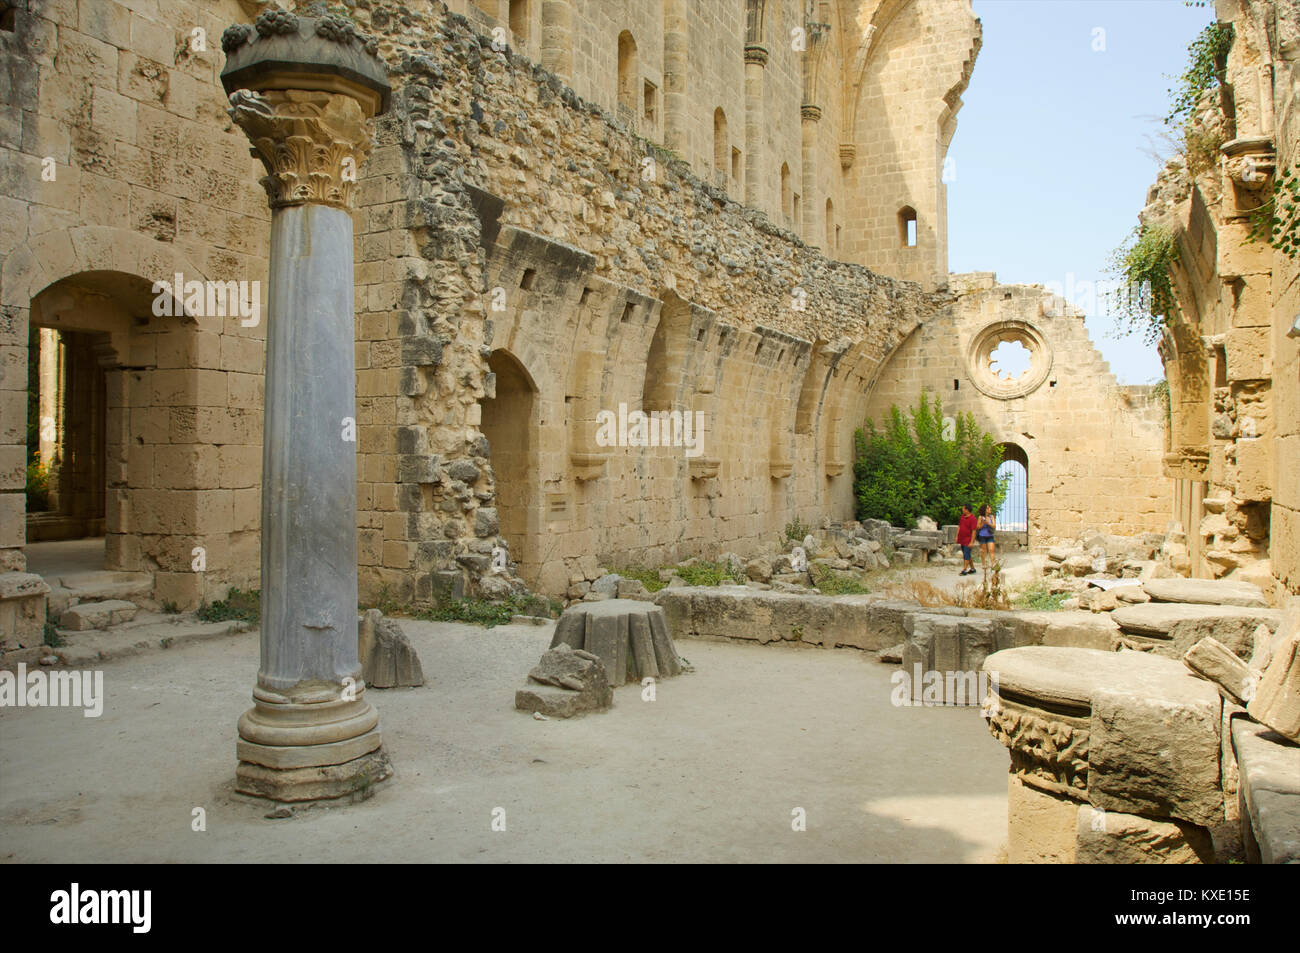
[976,532,994,543]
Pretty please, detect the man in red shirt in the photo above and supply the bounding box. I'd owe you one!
[956,504,977,576]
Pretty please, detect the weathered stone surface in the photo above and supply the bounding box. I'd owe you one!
[901,612,994,704]
[1247,618,1300,742]
[59,600,138,631]
[1112,602,1281,637]
[549,599,681,686]
[1183,637,1254,705]
[1089,683,1223,828]
[1142,577,1268,607]
[1074,805,1214,864]
[1231,717,1300,863]
[1007,774,1078,864]
[358,608,425,688]
[985,647,1225,827]
[514,642,612,718]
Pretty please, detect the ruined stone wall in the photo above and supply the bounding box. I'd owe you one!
[353,2,943,597]
[1142,0,1299,600]
[862,274,1172,544]
[442,0,982,276]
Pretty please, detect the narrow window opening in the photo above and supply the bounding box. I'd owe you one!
[643,80,658,125]
[731,147,742,183]
[1214,345,1228,387]
[519,268,536,290]
[953,379,959,391]
[0,7,15,31]
[898,206,917,248]
[621,302,636,323]
[579,287,592,305]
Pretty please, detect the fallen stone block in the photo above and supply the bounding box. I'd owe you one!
[1112,603,1281,638]
[358,609,425,689]
[1247,612,1300,743]
[514,643,613,718]
[1142,577,1267,608]
[1183,637,1255,705]
[59,600,139,631]
[1231,717,1300,863]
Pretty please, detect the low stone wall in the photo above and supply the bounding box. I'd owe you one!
[653,585,1118,653]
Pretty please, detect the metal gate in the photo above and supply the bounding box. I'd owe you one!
[996,459,1027,532]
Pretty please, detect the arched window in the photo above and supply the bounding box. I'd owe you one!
[780,163,792,220]
[617,31,638,120]
[825,198,834,251]
[713,108,728,175]
[898,206,917,247]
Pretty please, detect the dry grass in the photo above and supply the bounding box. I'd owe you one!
[877,565,1010,610]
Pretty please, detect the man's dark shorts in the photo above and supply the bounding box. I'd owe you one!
[960,545,972,560]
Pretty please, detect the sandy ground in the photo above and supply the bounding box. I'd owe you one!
[0,618,1010,863]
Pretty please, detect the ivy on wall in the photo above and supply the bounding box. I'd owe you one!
[1108,224,1181,344]
[1248,161,1300,260]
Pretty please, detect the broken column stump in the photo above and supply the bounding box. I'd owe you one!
[549,599,683,686]
[358,609,425,689]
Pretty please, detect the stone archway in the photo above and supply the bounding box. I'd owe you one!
[996,441,1029,544]
[480,348,541,586]
[2,226,264,608]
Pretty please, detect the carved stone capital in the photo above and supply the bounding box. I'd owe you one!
[744,44,769,67]
[801,104,823,122]
[229,88,374,210]
[986,694,1090,799]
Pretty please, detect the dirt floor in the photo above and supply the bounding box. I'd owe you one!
[0,616,1010,863]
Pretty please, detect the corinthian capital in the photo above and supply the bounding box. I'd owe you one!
[229,88,374,210]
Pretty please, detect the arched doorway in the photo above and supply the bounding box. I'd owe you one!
[996,442,1028,541]
[480,349,540,584]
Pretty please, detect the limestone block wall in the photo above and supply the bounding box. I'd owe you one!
[0,0,271,605]
[1268,24,1300,596]
[862,275,1172,544]
[441,0,979,278]
[341,3,944,598]
[841,0,981,289]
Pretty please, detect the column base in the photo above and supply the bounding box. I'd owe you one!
[236,743,393,803]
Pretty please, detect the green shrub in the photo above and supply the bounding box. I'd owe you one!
[852,391,1007,528]
[673,560,744,587]
[810,563,870,595]
[1012,581,1068,612]
[415,596,528,628]
[784,517,812,542]
[614,567,668,593]
[25,454,49,512]
[196,588,261,624]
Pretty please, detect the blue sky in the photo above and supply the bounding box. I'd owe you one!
[947,0,1216,384]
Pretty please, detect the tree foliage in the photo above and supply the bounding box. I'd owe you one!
[852,392,1008,528]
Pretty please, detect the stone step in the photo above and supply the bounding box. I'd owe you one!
[50,618,255,668]
[59,600,139,631]
[45,570,154,615]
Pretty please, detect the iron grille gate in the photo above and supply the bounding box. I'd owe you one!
[996,459,1028,533]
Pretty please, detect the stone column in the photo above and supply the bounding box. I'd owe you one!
[800,104,821,248]
[743,44,767,209]
[220,12,393,802]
